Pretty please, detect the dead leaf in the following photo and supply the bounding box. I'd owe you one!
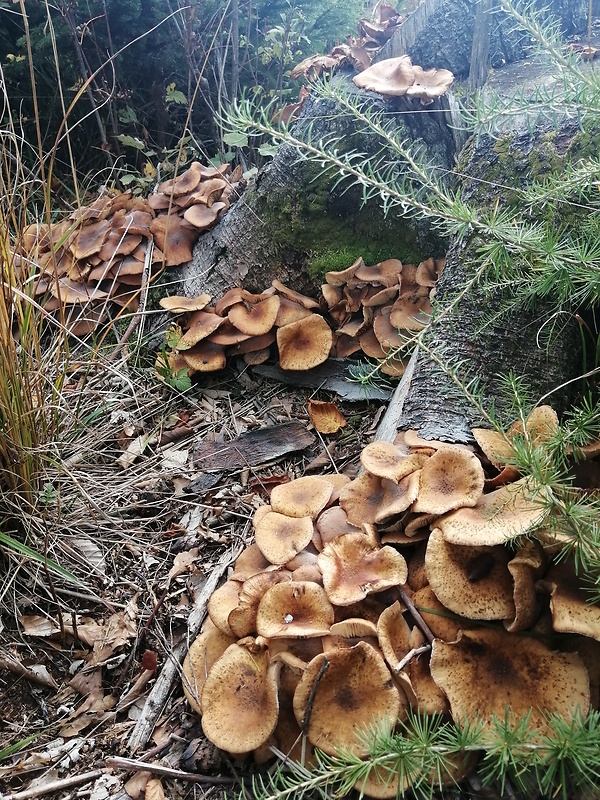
[145,778,165,800]
[307,399,347,434]
[19,615,60,637]
[167,548,199,585]
[124,770,151,799]
[64,535,106,575]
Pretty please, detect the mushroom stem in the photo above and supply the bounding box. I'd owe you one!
[395,587,435,643]
[393,644,431,674]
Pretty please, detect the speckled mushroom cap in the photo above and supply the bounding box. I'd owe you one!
[254,510,314,565]
[228,294,280,336]
[293,641,404,756]
[159,293,211,313]
[425,528,515,621]
[207,580,242,636]
[256,580,334,638]
[411,585,465,642]
[182,624,236,714]
[437,477,547,546]
[359,441,424,483]
[201,641,280,753]
[181,341,227,372]
[539,563,600,641]
[504,541,545,633]
[430,627,590,737]
[413,446,485,515]
[228,571,292,638]
[318,532,408,606]
[338,471,385,526]
[176,311,225,349]
[276,315,333,370]
[270,475,333,520]
[377,600,412,674]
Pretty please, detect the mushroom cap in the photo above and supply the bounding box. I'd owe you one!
[353,56,416,96]
[254,511,314,565]
[274,296,313,327]
[228,294,280,336]
[170,162,204,196]
[354,258,403,287]
[388,288,432,331]
[207,580,242,635]
[177,312,225,348]
[314,506,361,551]
[338,471,385,526]
[277,315,333,370]
[256,580,334,638]
[430,628,590,737]
[201,642,279,753]
[425,528,515,621]
[182,625,236,714]
[360,441,423,483]
[318,532,408,606]
[181,341,226,372]
[272,279,320,309]
[183,203,220,230]
[325,257,364,287]
[71,219,111,260]
[228,570,292,638]
[377,600,412,674]
[411,586,465,642]
[270,476,333,520]
[471,428,515,469]
[293,642,402,756]
[405,65,454,103]
[231,543,272,581]
[413,445,484,515]
[504,541,544,633]
[437,477,547,546]
[150,214,198,266]
[159,294,211,313]
[539,563,600,641]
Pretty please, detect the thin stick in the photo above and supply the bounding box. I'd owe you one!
[2,769,106,800]
[300,656,328,765]
[127,546,241,752]
[395,586,435,643]
[105,757,236,785]
[0,651,57,689]
[393,644,431,673]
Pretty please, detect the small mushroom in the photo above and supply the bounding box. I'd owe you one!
[182,624,236,714]
[318,532,408,606]
[353,56,416,96]
[270,476,333,520]
[256,581,334,638]
[254,511,314,565]
[277,315,333,370]
[293,642,403,756]
[201,641,280,753]
[228,294,280,336]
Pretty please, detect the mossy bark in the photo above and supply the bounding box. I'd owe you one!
[396,121,588,442]
[179,77,456,299]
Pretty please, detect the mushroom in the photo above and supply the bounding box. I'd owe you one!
[176,312,225,349]
[159,294,211,313]
[353,56,416,96]
[293,642,404,756]
[424,528,515,621]
[405,65,454,104]
[228,570,292,638]
[276,315,333,370]
[360,441,424,483]
[150,214,198,266]
[254,511,314,565]
[201,641,280,753]
[228,294,280,336]
[504,540,545,633]
[538,562,600,641]
[70,219,110,260]
[182,341,227,372]
[270,476,333,520]
[183,203,221,230]
[256,581,334,638]
[182,623,236,714]
[430,627,590,737]
[437,477,547,546]
[318,532,408,606]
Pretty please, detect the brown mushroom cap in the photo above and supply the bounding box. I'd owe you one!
[325,257,364,287]
[254,511,314,565]
[272,279,320,309]
[360,441,423,483]
[430,628,590,737]
[177,312,225,348]
[201,642,279,753]
[353,56,416,96]
[293,642,403,756]
[539,563,600,641]
[182,341,226,372]
[413,445,485,515]
[150,214,198,266]
[70,219,111,260]
[207,580,242,636]
[314,505,362,551]
[270,476,333,520]
[437,477,547,546]
[256,580,334,638]
[412,586,465,642]
[228,294,280,336]
[405,65,454,103]
[504,540,544,633]
[228,571,292,638]
[183,203,220,230]
[377,600,412,674]
[425,528,515,621]
[471,428,515,469]
[182,625,236,714]
[231,543,272,581]
[170,162,204,196]
[277,315,333,370]
[159,294,211,313]
[318,532,408,606]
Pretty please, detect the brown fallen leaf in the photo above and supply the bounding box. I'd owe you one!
[145,777,166,800]
[307,399,347,434]
[19,615,61,637]
[166,548,199,586]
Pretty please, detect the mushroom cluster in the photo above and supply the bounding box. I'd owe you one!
[183,405,598,795]
[159,255,442,379]
[353,56,455,104]
[18,161,240,335]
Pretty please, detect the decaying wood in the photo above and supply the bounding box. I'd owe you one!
[127,548,240,752]
[193,422,315,472]
[254,361,391,402]
[2,770,106,800]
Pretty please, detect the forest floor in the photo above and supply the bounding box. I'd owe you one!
[0,357,387,800]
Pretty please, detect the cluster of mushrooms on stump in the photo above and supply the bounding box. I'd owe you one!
[158,255,442,378]
[183,405,599,796]
[17,161,241,335]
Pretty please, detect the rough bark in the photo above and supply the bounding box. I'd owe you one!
[379,0,588,77]
[178,77,456,300]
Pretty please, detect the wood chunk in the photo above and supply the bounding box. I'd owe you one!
[193,422,315,471]
[254,361,391,401]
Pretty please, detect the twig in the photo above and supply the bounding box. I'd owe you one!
[127,546,241,752]
[395,586,435,643]
[393,644,431,673]
[1,769,106,800]
[105,757,236,784]
[300,656,328,766]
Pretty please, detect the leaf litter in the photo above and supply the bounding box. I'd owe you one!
[0,353,383,799]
